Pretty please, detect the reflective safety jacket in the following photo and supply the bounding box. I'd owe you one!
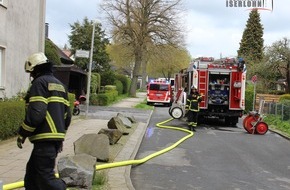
[18,73,71,143]
[186,92,202,112]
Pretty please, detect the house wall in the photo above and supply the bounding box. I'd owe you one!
[0,0,46,99]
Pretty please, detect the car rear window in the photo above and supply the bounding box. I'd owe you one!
[149,84,169,91]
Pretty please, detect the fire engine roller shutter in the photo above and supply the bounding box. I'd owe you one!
[198,70,208,108]
[229,72,241,109]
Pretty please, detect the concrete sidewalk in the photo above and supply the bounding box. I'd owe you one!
[0,92,151,189]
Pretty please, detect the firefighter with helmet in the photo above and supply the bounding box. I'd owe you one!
[17,52,71,189]
[185,85,202,131]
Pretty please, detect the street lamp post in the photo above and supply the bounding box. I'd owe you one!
[85,21,96,117]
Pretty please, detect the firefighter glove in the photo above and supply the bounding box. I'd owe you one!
[17,136,26,149]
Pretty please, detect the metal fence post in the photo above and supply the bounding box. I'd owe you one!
[281,104,284,121]
[0,180,3,190]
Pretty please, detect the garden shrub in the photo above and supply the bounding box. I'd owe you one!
[279,94,290,103]
[116,74,130,94]
[114,80,123,95]
[0,93,75,140]
[0,101,25,140]
[105,85,117,91]
[90,90,118,106]
[245,84,254,113]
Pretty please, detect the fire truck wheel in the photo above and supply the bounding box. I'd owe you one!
[255,122,268,135]
[170,107,183,119]
[168,106,173,117]
[225,117,238,126]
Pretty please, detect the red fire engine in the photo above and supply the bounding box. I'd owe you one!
[169,57,246,126]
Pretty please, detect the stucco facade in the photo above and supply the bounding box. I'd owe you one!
[0,0,46,99]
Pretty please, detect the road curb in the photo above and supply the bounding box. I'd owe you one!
[269,128,290,141]
[125,108,154,190]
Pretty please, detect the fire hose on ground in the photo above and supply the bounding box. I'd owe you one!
[3,118,193,190]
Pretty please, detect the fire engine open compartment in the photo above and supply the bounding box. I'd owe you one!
[208,72,230,105]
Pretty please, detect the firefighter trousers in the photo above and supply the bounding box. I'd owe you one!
[187,110,198,127]
[24,141,66,190]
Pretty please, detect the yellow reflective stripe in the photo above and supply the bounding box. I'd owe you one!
[29,96,69,106]
[29,96,48,104]
[29,133,65,141]
[47,97,70,106]
[21,122,35,132]
[46,112,57,133]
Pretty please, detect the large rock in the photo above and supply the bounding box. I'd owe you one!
[117,113,133,128]
[58,154,95,189]
[107,116,129,135]
[98,128,123,145]
[74,133,110,162]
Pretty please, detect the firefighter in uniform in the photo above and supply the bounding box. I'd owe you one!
[186,86,202,131]
[17,52,71,190]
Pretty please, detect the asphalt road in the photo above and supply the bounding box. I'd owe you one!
[131,106,290,190]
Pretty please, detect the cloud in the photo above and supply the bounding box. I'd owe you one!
[46,0,290,58]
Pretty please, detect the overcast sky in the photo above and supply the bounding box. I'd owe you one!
[46,0,290,59]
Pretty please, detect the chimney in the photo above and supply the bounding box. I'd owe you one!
[45,23,49,38]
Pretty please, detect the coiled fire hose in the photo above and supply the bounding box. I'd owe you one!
[3,118,193,190]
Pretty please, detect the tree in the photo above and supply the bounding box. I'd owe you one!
[68,17,111,72]
[238,10,264,65]
[147,45,191,79]
[102,0,184,97]
[45,39,62,65]
[262,38,290,93]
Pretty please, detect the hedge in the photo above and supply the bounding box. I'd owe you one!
[0,93,75,140]
[0,101,25,140]
[90,90,118,106]
[279,94,290,102]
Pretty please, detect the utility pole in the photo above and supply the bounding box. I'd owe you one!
[85,21,96,117]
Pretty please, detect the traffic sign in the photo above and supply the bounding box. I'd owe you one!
[75,50,89,58]
[251,75,257,83]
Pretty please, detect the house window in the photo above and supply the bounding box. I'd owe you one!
[0,48,3,87]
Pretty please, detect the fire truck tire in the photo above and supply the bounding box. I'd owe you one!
[255,122,268,135]
[170,107,183,119]
[225,116,238,126]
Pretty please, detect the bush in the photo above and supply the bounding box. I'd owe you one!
[105,85,117,91]
[68,93,75,112]
[279,94,290,103]
[114,80,123,95]
[45,39,62,65]
[245,83,254,113]
[0,101,25,140]
[91,73,101,94]
[90,90,118,106]
[100,70,116,86]
[116,74,130,94]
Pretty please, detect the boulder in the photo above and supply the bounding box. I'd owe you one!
[107,116,129,135]
[58,154,95,189]
[98,128,123,145]
[117,113,133,128]
[74,133,109,162]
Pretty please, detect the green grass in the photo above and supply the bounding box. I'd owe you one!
[91,171,108,190]
[134,99,154,110]
[264,115,290,137]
